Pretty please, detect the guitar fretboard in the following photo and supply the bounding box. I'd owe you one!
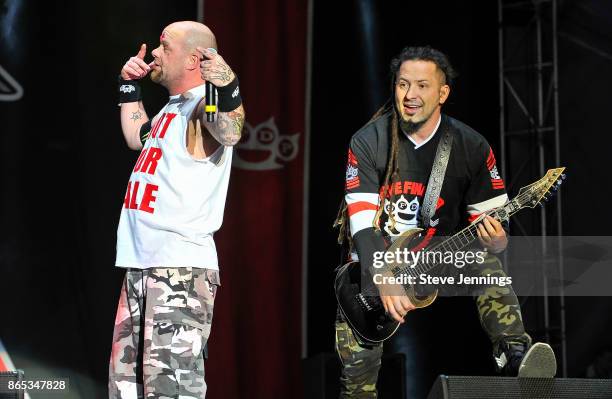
[393,196,525,279]
[388,168,564,282]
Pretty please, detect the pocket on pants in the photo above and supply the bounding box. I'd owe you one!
[153,304,208,331]
[203,269,220,299]
[192,269,220,308]
[151,305,207,371]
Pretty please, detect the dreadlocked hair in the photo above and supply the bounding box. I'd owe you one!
[333,99,402,251]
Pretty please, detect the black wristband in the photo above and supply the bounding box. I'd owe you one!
[118,76,142,104]
[216,76,242,112]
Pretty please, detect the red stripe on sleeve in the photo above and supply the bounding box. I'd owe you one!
[346,179,360,190]
[491,179,505,189]
[487,148,496,170]
[347,201,378,217]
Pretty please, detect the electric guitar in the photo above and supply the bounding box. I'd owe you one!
[334,167,566,343]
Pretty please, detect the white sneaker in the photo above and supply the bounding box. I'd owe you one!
[517,342,557,378]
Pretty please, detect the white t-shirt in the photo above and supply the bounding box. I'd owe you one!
[115,84,232,270]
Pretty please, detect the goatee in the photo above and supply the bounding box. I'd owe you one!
[399,118,426,135]
[150,70,162,83]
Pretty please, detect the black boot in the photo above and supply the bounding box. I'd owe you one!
[494,341,525,376]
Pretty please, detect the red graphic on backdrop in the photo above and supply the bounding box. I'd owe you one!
[233,117,300,170]
[204,0,307,396]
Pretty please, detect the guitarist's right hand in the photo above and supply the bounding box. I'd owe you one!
[379,293,415,323]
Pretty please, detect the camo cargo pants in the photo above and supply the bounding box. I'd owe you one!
[109,267,220,399]
[335,254,530,398]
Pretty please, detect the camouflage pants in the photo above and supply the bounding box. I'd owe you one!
[109,267,220,399]
[334,255,530,398]
[335,319,383,398]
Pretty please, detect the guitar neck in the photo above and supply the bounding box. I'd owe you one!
[433,200,516,252]
[410,198,523,276]
[391,167,564,281]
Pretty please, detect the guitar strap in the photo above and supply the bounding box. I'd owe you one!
[420,126,454,228]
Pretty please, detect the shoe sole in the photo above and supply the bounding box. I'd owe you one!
[518,342,557,378]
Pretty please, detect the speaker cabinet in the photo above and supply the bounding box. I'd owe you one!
[0,371,24,399]
[427,375,612,399]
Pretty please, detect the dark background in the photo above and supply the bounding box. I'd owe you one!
[1,0,612,398]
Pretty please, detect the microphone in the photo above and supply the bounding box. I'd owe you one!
[204,47,218,122]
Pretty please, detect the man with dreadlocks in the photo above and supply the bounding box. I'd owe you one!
[334,46,556,398]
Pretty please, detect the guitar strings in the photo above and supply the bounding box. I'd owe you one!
[389,177,559,280]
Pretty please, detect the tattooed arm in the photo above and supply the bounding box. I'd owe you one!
[120,101,149,150]
[119,44,153,150]
[196,47,245,146]
[204,105,245,146]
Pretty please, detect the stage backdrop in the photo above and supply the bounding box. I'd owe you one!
[203,1,308,398]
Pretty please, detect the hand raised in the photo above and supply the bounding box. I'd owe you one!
[121,44,154,80]
[196,47,236,87]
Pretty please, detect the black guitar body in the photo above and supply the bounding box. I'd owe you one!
[334,227,438,343]
[334,167,566,343]
[334,261,401,344]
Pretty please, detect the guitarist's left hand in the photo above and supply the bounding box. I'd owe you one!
[476,215,508,253]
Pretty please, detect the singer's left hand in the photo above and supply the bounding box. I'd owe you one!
[196,47,236,87]
[476,215,508,253]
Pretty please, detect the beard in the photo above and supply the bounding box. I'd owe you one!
[399,118,426,135]
[150,69,162,83]
[397,102,437,135]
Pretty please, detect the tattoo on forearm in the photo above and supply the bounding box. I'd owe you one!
[213,108,244,145]
[130,110,143,122]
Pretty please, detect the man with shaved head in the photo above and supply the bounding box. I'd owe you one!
[109,21,245,398]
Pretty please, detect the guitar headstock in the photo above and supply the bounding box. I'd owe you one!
[517,167,566,208]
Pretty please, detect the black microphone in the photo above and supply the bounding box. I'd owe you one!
[204,47,218,122]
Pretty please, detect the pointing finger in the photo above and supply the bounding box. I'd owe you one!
[196,46,216,60]
[137,43,146,59]
[195,47,206,59]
